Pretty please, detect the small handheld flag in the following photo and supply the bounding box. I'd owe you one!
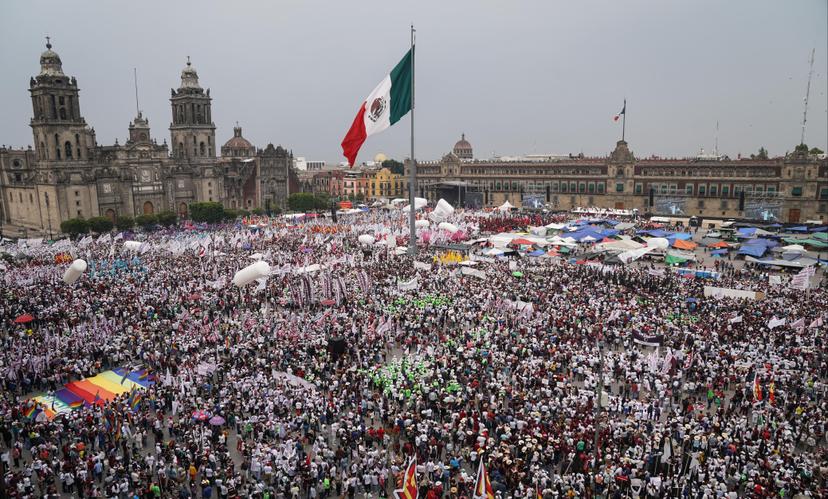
[472,459,495,499]
[393,458,418,499]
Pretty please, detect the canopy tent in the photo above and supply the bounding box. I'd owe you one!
[672,239,697,250]
[707,241,730,248]
[738,244,767,258]
[497,201,514,212]
[710,249,729,256]
[594,239,644,253]
[665,254,690,265]
[779,244,806,253]
[786,226,809,233]
[744,256,816,268]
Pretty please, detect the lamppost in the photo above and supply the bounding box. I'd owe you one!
[44,192,53,240]
[593,337,605,481]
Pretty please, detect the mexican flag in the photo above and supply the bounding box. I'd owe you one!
[341,49,413,166]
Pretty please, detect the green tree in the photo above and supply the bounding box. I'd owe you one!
[288,192,319,212]
[809,147,824,155]
[382,159,404,175]
[135,214,158,230]
[751,147,769,160]
[87,216,113,233]
[60,218,89,237]
[251,208,265,215]
[156,211,177,227]
[115,216,134,231]
[190,202,225,223]
[223,208,240,221]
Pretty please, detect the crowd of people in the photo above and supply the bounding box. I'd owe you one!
[1,209,826,498]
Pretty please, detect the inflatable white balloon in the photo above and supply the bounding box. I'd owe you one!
[415,220,430,228]
[647,237,670,249]
[435,198,455,216]
[62,259,87,285]
[438,222,459,233]
[401,198,428,212]
[358,234,375,245]
[123,240,142,251]
[232,261,271,287]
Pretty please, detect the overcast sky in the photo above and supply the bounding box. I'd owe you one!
[1,0,826,163]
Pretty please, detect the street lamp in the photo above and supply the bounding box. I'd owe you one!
[44,192,53,240]
[593,338,606,479]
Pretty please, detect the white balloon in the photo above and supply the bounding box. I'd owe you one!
[647,237,670,249]
[358,234,375,245]
[415,220,430,228]
[62,259,88,285]
[232,261,271,287]
[435,198,455,215]
[438,222,459,233]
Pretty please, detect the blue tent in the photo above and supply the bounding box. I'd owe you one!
[710,249,728,256]
[666,232,693,241]
[738,245,766,257]
[737,227,757,237]
[527,249,546,257]
[811,226,827,233]
[788,226,809,233]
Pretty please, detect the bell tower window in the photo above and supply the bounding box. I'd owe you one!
[65,141,73,159]
[55,133,61,159]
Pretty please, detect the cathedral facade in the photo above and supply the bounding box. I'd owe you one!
[0,42,291,237]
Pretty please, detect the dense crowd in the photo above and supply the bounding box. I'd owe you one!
[1,210,826,498]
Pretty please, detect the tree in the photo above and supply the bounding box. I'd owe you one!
[809,147,824,155]
[60,218,89,237]
[87,216,113,233]
[251,208,265,215]
[382,159,404,175]
[223,208,240,221]
[751,147,769,160]
[156,211,177,227]
[115,216,134,231]
[189,202,225,223]
[135,214,158,230]
[288,192,319,212]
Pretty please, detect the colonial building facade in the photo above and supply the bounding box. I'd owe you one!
[409,136,828,223]
[0,42,292,237]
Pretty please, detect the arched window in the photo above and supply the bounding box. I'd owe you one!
[178,142,184,158]
[200,142,206,156]
[59,107,66,120]
[65,141,73,159]
[55,134,61,159]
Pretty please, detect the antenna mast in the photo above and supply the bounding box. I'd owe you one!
[800,48,815,145]
[134,68,140,116]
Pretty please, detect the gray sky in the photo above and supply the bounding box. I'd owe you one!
[1,0,826,163]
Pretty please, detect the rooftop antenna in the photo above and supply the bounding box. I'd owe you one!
[133,68,140,116]
[800,48,815,145]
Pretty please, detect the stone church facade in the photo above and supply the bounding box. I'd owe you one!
[0,42,291,237]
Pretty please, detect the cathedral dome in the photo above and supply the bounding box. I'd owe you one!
[222,125,254,157]
[39,38,64,77]
[453,133,473,160]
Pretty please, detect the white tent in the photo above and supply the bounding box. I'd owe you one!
[780,244,806,253]
[647,237,670,249]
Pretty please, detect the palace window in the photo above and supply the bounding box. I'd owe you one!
[709,185,717,196]
[698,185,706,196]
[685,185,694,195]
[615,183,624,192]
[791,186,803,197]
[721,186,729,197]
[820,188,828,200]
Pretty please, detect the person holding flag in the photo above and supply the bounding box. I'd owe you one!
[393,457,417,499]
[753,373,763,403]
[473,459,495,499]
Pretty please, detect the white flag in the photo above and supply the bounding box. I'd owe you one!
[729,315,743,324]
[767,316,786,330]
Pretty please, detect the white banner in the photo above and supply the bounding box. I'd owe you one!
[397,276,419,291]
[703,286,763,301]
[460,267,486,279]
[414,261,433,271]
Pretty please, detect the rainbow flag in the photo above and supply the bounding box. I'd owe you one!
[69,400,84,409]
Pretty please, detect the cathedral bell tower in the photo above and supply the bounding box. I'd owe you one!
[169,57,216,160]
[29,37,95,162]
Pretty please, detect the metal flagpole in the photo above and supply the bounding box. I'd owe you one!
[622,98,626,142]
[408,24,417,256]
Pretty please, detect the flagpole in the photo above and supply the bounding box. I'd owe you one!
[408,24,417,256]
[621,98,626,142]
